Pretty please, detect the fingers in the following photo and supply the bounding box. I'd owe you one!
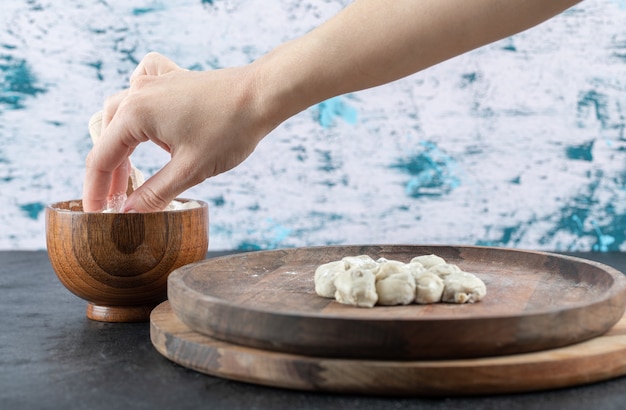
[101,89,128,130]
[82,151,112,212]
[83,146,133,212]
[82,52,191,213]
[84,110,128,211]
[123,156,201,213]
[82,107,138,211]
[107,158,132,199]
[130,52,184,84]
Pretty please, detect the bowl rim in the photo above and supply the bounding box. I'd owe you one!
[46,198,209,214]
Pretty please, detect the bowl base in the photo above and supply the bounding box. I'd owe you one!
[87,302,156,322]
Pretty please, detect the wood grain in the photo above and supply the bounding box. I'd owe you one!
[167,245,626,359]
[46,199,208,322]
[151,300,626,396]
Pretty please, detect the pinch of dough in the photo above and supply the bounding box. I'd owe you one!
[314,260,347,298]
[333,268,378,308]
[410,254,447,269]
[412,271,445,304]
[441,271,487,304]
[342,255,378,270]
[375,271,416,306]
[428,263,462,278]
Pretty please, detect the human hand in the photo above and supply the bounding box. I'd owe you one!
[82,52,274,212]
[83,1,582,213]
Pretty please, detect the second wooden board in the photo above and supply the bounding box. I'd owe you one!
[151,301,626,396]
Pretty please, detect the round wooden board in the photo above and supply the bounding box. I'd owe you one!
[150,301,626,396]
[167,245,626,360]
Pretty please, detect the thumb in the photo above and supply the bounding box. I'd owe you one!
[122,158,199,213]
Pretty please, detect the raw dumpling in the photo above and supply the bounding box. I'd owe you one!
[333,267,378,308]
[313,253,487,308]
[428,263,462,278]
[410,254,446,269]
[412,271,445,304]
[314,260,347,298]
[374,259,411,281]
[342,255,378,270]
[441,271,487,304]
[406,261,427,276]
[375,271,416,306]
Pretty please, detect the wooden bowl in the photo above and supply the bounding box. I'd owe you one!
[45,199,208,322]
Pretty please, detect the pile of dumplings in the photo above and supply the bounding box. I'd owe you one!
[314,254,486,308]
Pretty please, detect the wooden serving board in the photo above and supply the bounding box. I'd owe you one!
[150,301,626,396]
[167,245,626,360]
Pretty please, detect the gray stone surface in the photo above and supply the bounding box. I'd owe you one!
[2,250,626,409]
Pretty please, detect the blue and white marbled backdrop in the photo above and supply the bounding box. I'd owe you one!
[1,0,625,252]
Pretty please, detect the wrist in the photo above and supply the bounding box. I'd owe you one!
[250,37,336,133]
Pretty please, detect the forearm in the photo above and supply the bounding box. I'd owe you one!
[254,0,582,126]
